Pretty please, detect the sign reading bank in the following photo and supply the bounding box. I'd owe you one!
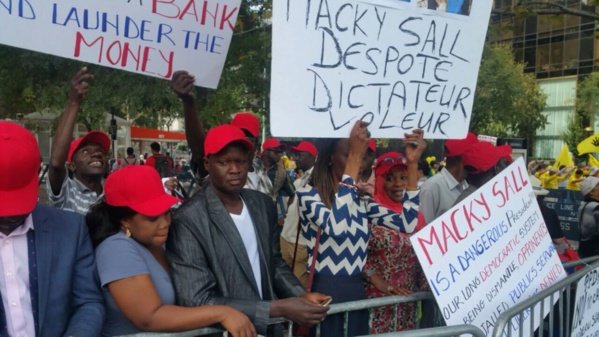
[0,0,240,88]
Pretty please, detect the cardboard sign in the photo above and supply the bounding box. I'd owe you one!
[0,0,241,88]
[270,0,492,138]
[411,158,567,336]
[571,267,599,337]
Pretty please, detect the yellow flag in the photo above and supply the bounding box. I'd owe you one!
[589,154,599,167]
[553,144,574,168]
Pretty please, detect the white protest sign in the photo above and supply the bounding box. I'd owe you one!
[571,267,599,337]
[270,0,492,139]
[411,158,567,336]
[0,0,241,88]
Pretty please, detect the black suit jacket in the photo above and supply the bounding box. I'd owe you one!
[166,183,305,335]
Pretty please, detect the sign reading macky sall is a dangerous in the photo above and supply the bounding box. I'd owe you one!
[411,158,567,336]
[0,0,241,89]
[271,0,492,138]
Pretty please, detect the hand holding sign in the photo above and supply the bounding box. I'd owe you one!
[403,129,426,165]
[170,70,196,101]
[68,67,94,105]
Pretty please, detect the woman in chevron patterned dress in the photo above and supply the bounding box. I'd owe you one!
[297,121,426,337]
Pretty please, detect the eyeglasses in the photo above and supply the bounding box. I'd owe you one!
[376,156,407,168]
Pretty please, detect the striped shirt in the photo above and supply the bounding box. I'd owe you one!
[297,175,420,276]
[46,176,103,215]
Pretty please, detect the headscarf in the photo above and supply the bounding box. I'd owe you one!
[374,152,426,232]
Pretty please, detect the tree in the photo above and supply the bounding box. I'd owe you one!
[0,1,274,133]
[493,0,599,21]
[0,46,183,131]
[193,0,272,129]
[563,72,599,156]
[470,44,547,153]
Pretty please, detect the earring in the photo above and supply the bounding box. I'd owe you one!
[125,228,131,238]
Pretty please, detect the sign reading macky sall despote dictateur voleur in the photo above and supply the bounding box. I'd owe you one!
[270,0,492,139]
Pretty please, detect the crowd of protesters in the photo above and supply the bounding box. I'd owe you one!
[1,67,597,337]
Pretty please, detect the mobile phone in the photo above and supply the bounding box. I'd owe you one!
[321,297,333,306]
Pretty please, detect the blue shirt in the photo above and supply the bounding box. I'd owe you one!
[95,232,175,336]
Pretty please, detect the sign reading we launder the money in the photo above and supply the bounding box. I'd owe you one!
[0,0,240,88]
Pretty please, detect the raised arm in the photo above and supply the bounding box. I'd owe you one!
[170,71,207,178]
[48,67,93,195]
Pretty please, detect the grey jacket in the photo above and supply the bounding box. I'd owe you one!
[166,183,305,336]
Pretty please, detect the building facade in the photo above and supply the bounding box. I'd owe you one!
[490,0,598,158]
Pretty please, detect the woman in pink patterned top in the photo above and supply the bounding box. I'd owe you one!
[363,152,428,333]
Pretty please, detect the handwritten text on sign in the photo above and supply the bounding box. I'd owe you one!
[572,267,599,337]
[411,158,567,336]
[270,0,492,138]
[0,0,241,88]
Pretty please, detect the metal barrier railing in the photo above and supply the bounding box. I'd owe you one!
[119,256,599,337]
[491,259,599,337]
[357,325,486,337]
[121,292,437,337]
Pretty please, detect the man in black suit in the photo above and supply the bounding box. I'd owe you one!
[167,124,329,336]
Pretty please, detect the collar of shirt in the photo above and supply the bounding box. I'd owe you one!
[72,177,105,197]
[296,167,314,188]
[440,167,468,192]
[0,214,34,240]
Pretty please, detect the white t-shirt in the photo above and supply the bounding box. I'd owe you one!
[229,202,263,299]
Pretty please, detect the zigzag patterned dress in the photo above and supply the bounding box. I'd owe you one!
[297,175,420,336]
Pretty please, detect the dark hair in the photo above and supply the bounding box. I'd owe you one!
[150,142,161,152]
[311,139,341,209]
[465,158,510,188]
[126,147,134,156]
[418,159,432,177]
[86,201,137,248]
[445,156,462,168]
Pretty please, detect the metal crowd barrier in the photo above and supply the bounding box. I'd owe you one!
[491,259,599,337]
[119,256,599,337]
[357,325,486,337]
[121,292,437,337]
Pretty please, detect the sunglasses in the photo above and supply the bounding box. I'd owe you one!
[376,156,407,168]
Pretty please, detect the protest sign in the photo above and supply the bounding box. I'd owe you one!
[0,0,241,88]
[270,0,492,138]
[411,158,567,336]
[571,267,599,337]
[543,189,582,243]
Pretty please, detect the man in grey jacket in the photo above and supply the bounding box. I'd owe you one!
[167,125,329,336]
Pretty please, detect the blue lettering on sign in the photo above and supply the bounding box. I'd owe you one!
[0,0,36,19]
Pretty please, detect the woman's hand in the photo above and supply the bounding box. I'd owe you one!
[344,121,371,181]
[348,120,370,159]
[403,129,426,164]
[220,307,257,337]
[370,274,410,296]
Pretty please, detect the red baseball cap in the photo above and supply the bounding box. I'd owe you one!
[462,142,502,174]
[374,152,407,177]
[368,139,376,152]
[204,124,254,156]
[262,137,283,152]
[231,112,260,138]
[0,122,41,216]
[445,132,478,158]
[104,165,180,216]
[68,131,111,162]
[497,145,513,163]
[291,141,318,158]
